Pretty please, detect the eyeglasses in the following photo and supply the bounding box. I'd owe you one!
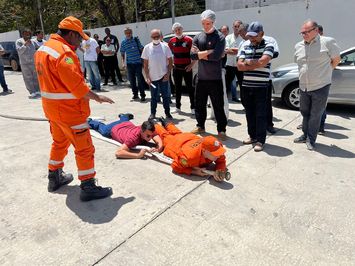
[151,35,160,39]
[300,28,316,35]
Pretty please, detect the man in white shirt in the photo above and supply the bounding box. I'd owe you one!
[225,20,243,102]
[32,30,46,48]
[82,31,101,91]
[141,29,173,120]
[16,29,40,98]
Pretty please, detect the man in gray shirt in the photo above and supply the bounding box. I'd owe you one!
[293,20,340,150]
[16,29,41,98]
[190,9,227,140]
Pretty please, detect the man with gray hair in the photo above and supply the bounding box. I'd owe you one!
[142,29,173,120]
[191,10,228,140]
[293,20,340,150]
[168,22,195,114]
[16,29,41,98]
[81,31,101,91]
[225,20,243,102]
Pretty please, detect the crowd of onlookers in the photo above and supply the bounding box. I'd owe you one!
[0,9,340,153]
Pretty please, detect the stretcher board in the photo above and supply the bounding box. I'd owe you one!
[90,130,173,164]
[90,130,231,180]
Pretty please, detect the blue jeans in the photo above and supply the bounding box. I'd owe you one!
[320,110,327,130]
[0,65,9,92]
[150,79,170,115]
[88,115,130,138]
[127,63,146,98]
[85,61,101,90]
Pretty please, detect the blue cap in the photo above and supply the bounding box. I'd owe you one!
[246,21,263,37]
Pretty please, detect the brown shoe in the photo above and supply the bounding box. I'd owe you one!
[254,142,264,152]
[218,132,227,141]
[243,138,257,145]
[191,127,205,134]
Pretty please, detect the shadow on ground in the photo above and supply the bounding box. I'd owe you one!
[264,143,293,157]
[315,143,355,158]
[54,185,135,224]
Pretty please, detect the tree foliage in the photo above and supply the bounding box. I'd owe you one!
[0,0,205,34]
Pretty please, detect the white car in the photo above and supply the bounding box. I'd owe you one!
[272,46,355,109]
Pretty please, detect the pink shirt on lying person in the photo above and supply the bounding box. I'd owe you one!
[110,121,145,148]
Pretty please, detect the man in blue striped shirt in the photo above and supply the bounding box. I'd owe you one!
[120,27,146,101]
[237,22,274,152]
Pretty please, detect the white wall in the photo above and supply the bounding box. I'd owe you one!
[88,0,354,68]
[0,30,20,42]
[1,0,353,68]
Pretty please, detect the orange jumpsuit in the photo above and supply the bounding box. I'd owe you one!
[155,124,226,175]
[34,34,95,181]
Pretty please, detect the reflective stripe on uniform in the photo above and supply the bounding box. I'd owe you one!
[49,160,63,165]
[78,168,95,176]
[71,122,89,130]
[41,91,76,99]
[38,46,60,59]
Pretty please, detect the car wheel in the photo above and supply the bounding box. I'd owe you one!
[11,59,19,71]
[282,83,300,110]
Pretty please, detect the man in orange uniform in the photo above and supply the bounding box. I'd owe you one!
[35,16,115,201]
[154,119,227,181]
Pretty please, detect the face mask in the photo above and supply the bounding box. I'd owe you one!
[152,39,160,45]
[175,34,183,39]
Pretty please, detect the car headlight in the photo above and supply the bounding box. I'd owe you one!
[272,70,291,78]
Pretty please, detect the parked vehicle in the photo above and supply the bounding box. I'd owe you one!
[0,41,21,71]
[272,46,355,109]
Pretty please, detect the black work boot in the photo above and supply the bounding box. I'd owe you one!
[48,169,74,192]
[158,116,169,127]
[80,179,113,201]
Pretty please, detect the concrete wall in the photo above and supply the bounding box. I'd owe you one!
[88,0,354,68]
[206,0,299,11]
[0,30,20,42]
[1,0,353,68]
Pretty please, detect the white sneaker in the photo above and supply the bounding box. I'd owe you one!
[191,109,195,115]
[29,92,37,99]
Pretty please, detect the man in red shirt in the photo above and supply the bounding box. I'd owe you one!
[168,22,195,115]
[89,114,163,158]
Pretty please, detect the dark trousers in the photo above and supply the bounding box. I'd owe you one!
[113,54,123,81]
[266,80,274,127]
[103,56,116,84]
[195,79,227,133]
[0,65,9,92]
[97,54,105,78]
[225,65,243,99]
[172,67,194,109]
[244,86,268,144]
[127,63,146,98]
[300,84,330,145]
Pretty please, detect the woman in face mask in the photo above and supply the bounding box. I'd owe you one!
[168,23,196,115]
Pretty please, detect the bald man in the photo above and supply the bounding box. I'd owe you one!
[294,20,340,150]
[142,29,173,120]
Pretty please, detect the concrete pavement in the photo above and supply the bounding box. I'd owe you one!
[0,70,354,265]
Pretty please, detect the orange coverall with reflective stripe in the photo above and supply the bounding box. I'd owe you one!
[155,124,226,175]
[34,34,95,181]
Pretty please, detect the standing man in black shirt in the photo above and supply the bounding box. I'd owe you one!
[190,10,228,140]
[103,27,124,82]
